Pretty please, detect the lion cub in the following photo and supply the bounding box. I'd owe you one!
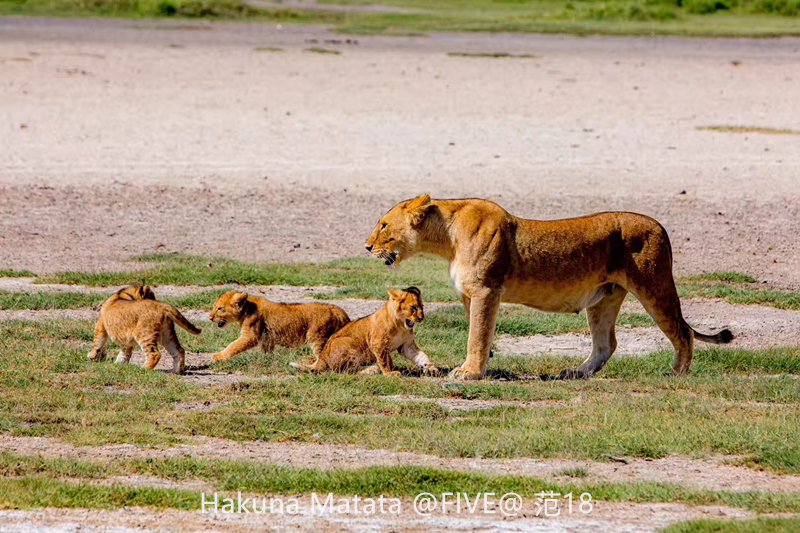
[209,291,350,361]
[290,287,439,376]
[87,285,201,374]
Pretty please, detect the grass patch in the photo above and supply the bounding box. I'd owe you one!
[254,46,284,52]
[304,47,341,54]
[447,51,537,58]
[2,453,800,513]
[3,0,800,38]
[684,272,758,284]
[0,269,35,278]
[697,126,800,136]
[662,516,800,533]
[2,318,800,472]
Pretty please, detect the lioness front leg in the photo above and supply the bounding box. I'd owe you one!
[450,290,500,380]
[212,334,258,361]
[400,340,439,376]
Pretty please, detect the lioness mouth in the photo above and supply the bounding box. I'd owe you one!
[383,251,398,266]
[405,319,414,329]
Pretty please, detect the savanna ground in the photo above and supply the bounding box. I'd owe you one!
[1,12,800,533]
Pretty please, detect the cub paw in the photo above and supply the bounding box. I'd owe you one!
[556,368,588,380]
[448,365,484,381]
[87,350,104,362]
[383,370,402,377]
[423,365,440,377]
[212,352,226,361]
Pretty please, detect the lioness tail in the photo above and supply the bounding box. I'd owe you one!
[688,322,734,345]
[167,308,202,335]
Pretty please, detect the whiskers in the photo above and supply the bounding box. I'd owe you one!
[376,249,399,268]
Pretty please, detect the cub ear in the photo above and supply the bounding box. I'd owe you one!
[140,285,155,300]
[404,286,421,297]
[388,289,403,301]
[404,194,431,226]
[233,292,248,306]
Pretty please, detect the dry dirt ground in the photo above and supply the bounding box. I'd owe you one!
[2,15,800,533]
[1,17,800,287]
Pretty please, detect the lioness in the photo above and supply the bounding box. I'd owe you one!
[209,291,350,361]
[289,287,439,376]
[365,195,733,380]
[88,285,201,374]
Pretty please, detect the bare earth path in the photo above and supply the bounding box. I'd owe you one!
[1,17,800,287]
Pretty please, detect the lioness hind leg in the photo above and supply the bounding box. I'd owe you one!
[559,284,628,379]
[629,284,694,375]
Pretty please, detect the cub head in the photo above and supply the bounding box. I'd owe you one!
[209,291,249,328]
[388,286,424,331]
[116,285,156,301]
[365,194,432,267]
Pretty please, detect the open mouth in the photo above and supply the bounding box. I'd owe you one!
[405,319,415,329]
[216,319,226,328]
[380,251,398,266]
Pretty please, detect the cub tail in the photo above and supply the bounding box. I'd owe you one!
[166,308,202,335]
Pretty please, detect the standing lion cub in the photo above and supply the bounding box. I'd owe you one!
[290,287,439,376]
[88,285,201,374]
[209,291,350,361]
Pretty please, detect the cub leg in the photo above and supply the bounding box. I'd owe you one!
[212,332,258,361]
[399,339,439,376]
[559,284,628,379]
[371,342,400,377]
[450,290,500,380]
[135,332,162,370]
[87,317,108,361]
[161,325,186,374]
[115,346,134,364]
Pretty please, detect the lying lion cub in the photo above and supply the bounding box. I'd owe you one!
[209,291,350,361]
[290,287,439,376]
[88,285,201,374]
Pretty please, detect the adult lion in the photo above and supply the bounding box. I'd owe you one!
[365,195,733,380]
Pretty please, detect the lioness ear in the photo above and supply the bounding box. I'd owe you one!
[388,289,403,301]
[404,194,431,227]
[233,292,248,306]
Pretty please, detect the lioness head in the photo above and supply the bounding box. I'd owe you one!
[116,285,156,301]
[388,286,424,330]
[365,194,432,267]
[209,291,249,328]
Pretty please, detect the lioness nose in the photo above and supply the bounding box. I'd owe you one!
[365,244,373,252]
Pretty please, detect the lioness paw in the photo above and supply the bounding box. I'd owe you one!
[448,365,484,381]
[212,352,226,361]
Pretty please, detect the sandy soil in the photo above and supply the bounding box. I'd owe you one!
[4,434,800,494]
[1,17,800,288]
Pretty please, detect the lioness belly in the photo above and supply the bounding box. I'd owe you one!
[501,278,610,314]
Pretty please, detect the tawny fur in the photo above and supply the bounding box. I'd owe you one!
[208,291,350,361]
[365,195,733,381]
[87,285,201,374]
[290,287,439,376]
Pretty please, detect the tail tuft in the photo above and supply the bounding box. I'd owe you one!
[694,327,734,345]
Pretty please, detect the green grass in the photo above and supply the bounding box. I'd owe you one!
[31,255,800,310]
[2,452,800,513]
[697,126,800,136]
[304,47,341,54]
[2,0,800,38]
[447,51,537,58]
[0,269,35,277]
[2,318,800,472]
[662,516,800,533]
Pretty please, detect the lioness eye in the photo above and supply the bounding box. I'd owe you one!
[217,307,222,311]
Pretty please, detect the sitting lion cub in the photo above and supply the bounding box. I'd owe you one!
[209,291,350,361]
[290,287,439,376]
[88,285,201,374]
